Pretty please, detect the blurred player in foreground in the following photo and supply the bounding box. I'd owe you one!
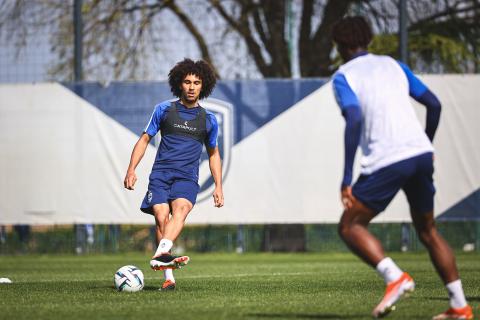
[124,59,224,290]
[331,16,473,319]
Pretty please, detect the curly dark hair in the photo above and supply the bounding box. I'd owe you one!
[332,16,373,50]
[168,58,217,99]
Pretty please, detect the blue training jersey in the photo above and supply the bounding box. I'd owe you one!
[143,100,219,180]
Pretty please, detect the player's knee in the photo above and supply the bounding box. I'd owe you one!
[154,212,169,225]
[172,205,191,219]
[157,215,169,226]
[338,221,351,240]
[417,227,437,245]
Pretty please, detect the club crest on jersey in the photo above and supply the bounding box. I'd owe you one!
[197,98,234,203]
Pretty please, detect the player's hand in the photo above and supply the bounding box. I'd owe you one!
[341,185,355,210]
[124,170,137,190]
[213,187,224,208]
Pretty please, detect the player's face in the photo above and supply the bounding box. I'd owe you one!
[181,74,202,104]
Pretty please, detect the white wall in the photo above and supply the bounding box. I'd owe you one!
[1,77,479,224]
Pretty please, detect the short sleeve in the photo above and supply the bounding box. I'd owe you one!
[205,112,218,148]
[143,103,168,137]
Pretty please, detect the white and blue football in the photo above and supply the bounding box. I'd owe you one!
[114,265,144,292]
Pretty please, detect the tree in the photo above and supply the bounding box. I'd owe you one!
[1,0,479,81]
[364,0,480,73]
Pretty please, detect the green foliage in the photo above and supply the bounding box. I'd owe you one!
[370,33,476,73]
[0,253,479,319]
[369,34,399,58]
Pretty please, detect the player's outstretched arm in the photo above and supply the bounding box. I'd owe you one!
[124,133,151,190]
[207,146,224,208]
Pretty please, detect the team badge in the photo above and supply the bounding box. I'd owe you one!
[146,190,153,204]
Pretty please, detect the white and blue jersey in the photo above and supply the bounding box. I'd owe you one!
[143,100,218,181]
[332,52,442,214]
[333,53,434,176]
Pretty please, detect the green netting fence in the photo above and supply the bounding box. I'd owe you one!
[1,221,479,255]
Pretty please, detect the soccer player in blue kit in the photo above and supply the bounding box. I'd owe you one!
[124,59,224,291]
[331,17,473,319]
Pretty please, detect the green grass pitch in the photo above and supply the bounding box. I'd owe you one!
[0,252,478,319]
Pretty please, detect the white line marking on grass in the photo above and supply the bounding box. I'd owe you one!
[179,272,317,279]
[7,272,317,283]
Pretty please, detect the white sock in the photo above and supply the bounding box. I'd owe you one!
[164,269,175,283]
[154,239,173,257]
[446,279,467,309]
[376,257,403,284]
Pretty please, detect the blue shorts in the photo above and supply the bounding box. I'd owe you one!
[140,170,199,215]
[352,152,435,214]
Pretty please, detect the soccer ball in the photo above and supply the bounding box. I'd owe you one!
[114,265,144,292]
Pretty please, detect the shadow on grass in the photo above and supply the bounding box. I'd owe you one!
[467,296,480,302]
[247,313,429,320]
[246,313,362,319]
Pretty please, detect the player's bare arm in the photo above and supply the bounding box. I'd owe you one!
[124,133,151,190]
[207,146,224,207]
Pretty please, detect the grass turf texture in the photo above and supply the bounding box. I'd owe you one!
[0,253,478,319]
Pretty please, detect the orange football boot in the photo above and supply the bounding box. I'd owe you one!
[372,272,415,318]
[160,279,176,291]
[432,305,473,320]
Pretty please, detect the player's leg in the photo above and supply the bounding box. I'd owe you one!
[410,213,472,320]
[338,200,384,266]
[340,164,410,273]
[412,211,458,283]
[163,198,193,241]
[150,200,191,271]
[152,202,175,258]
[141,174,180,270]
[151,204,176,289]
[150,198,192,271]
[404,153,472,319]
[161,177,198,244]
[151,178,197,271]
[153,203,170,245]
[412,210,473,320]
[140,173,182,287]
[341,161,418,318]
[339,199,413,318]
